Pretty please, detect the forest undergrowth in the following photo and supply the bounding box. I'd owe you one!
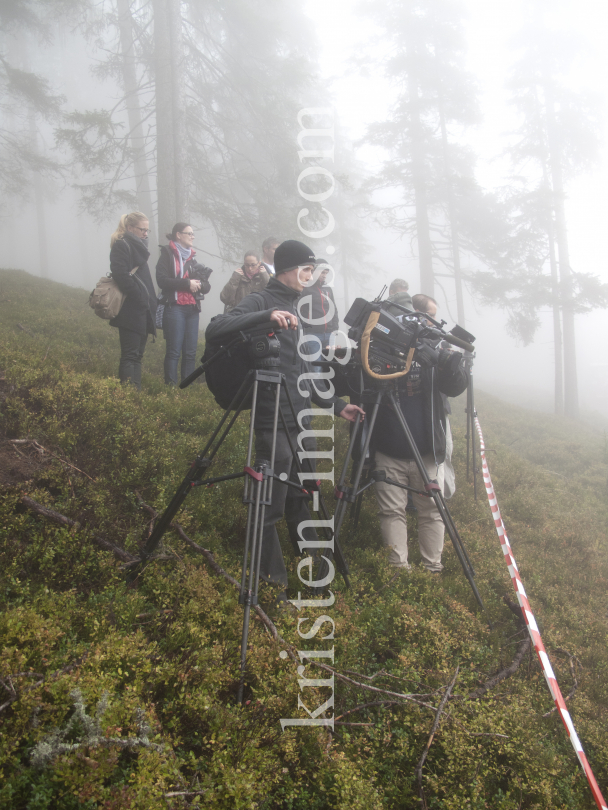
[1,269,607,809]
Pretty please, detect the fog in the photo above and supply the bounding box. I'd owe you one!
[1,0,607,420]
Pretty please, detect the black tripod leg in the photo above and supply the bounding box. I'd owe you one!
[350,469,369,538]
[333,414,363,544]
[469,377,478,501]
[237,381,281,705]
[387,390,485,612]
[335,391,383,546]
[135,372,257,571]
[466,381,472,482]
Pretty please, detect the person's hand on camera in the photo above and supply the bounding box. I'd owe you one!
[415,342,439,367]
[270,310,298,330]
[189,279,202,293]
[339,403,365,423]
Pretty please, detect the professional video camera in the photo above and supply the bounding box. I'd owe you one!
[341,297,475,381]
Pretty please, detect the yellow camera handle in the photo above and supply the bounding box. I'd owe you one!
[360,310,415,381]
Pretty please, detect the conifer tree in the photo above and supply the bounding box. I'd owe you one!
[56,0,327,260]
[475,13,606,418]
[361,0,485,321]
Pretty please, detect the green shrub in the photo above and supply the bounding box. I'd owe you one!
[1,269,607,808]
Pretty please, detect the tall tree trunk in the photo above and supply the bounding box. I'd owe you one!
[439,105,465,325]
[153,0,186,238]
[407,73,434,296]
[117,0,157,249]
[545,85,578,418]
[547,224,564,415]
[541,158,564,415]
[28,112,49,279]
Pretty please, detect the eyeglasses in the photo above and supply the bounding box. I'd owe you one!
[135,226,149,235]
[179,231,195,237]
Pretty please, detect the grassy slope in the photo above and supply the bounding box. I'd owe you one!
[0,269,607,810]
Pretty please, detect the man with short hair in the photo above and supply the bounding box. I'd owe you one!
[412,293,437,319]
[206,240,363,599]
[386,278,413,315]
[220,251,269,312]
[260,237,279,276]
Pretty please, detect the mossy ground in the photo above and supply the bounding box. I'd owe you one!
[1,269,607,809]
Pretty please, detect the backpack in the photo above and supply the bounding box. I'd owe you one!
[203,291,278,410]
[89,241,140,320]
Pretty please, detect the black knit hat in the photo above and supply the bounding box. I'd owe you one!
[274,240,316,275]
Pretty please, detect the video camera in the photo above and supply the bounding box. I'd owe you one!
[325,297,475,395]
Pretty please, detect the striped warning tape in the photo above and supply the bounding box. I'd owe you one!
[474,415,607,810]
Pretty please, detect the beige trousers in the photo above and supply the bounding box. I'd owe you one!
[373,450,445,572]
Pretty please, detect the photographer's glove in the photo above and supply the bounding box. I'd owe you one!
[415,342,440,368]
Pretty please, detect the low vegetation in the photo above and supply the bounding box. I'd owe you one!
[1,269,607,809]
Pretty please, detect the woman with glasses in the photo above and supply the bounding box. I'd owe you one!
[156,222,213,385]
[109,211,157,390]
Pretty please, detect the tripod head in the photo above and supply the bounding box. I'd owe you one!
[180,321,282,390]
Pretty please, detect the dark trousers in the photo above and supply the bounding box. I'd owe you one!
[162,303,200,385]
[118,328,147,390]
[254,428,320,589]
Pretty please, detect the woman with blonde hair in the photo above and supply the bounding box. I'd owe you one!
[108,212,157,390]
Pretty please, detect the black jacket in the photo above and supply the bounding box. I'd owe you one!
[108,234,156,336]
[156,244,212,312]
[301,284,339,334]
[205,277,347,430]
[372,350,468,464]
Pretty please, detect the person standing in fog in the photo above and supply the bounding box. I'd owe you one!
[301,259,339,356]
[260,237,279,276]
[220,251,269,313]
[385,278,413,316]
[109,212,156,390]
[156,223,212,386]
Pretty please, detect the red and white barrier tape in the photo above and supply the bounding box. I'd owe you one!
[474,415,607,810]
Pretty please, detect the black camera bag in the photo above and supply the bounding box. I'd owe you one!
[202,292,278,410]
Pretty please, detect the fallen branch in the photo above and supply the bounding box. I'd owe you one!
[467,637,531,700]
[20,496,136,564]
[10,439,94,480]
[164,791,207,798]
[415,667,459,809]
[1,652,90,714]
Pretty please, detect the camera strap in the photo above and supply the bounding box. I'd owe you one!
[361,309,415,380]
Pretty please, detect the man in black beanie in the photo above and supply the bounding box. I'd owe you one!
[206,240,363,604]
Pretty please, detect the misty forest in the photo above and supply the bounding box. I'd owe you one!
[1,0,608,808]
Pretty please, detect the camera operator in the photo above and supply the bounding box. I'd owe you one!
[206,239,363,601]
[371,301,468,572]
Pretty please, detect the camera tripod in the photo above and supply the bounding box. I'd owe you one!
[132,340,349,704]
[464,352,478,500]
[333,377,485,612]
